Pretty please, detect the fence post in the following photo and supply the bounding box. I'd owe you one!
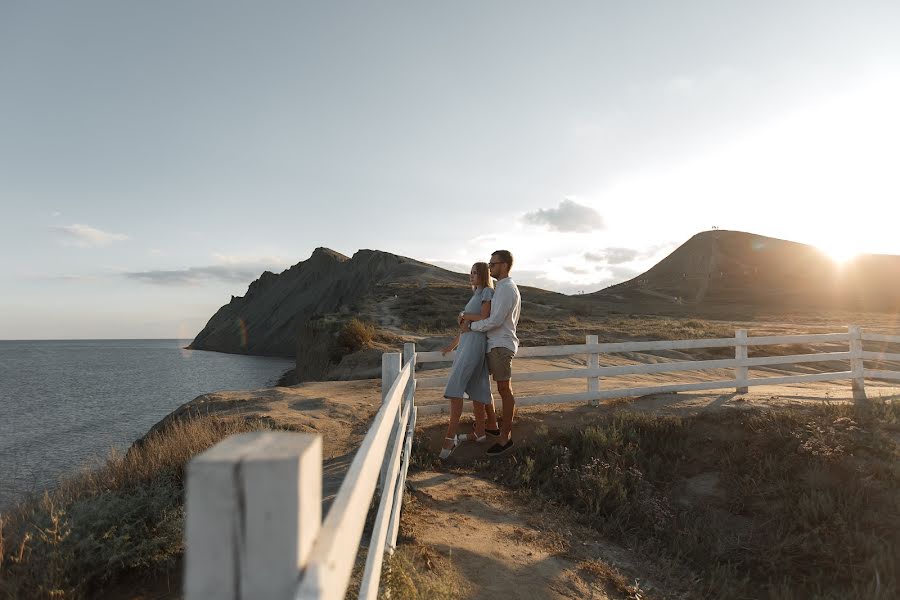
[184,431,322,600]
[586,335,600,404]
[380,352,402,492]
[403,343,416,391]
[849,325,865,393]
[735,329,748,393]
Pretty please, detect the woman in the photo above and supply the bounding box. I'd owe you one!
[439,262,500,459]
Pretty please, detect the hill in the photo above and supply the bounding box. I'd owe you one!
[592,230,900,313]
[188,247,465,357]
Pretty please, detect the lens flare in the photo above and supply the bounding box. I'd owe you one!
[237,318,248,350]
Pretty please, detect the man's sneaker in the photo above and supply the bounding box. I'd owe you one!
[485,427,501,437]
[486,439,514,456]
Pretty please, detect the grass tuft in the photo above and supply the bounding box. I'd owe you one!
[378,545,461,599]
[490,400,900,599]
[338,318,377,352]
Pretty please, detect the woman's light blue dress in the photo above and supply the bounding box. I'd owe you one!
[443,286,494,404]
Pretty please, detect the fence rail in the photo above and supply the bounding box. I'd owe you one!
[416,325,900,415]
[184,326,900,598]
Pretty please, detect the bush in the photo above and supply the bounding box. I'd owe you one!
[338,318,376,352]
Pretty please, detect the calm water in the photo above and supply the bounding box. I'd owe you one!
[0,339,293,509]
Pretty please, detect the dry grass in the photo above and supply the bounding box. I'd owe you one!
[576,559,646,600]
[490,399,900,599]
[338,318,377,352]
[376,545,461,600]
[0,415,283,600]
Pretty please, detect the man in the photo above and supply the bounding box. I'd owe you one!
[462,249,521,456]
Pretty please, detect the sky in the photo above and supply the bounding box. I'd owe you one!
[2,1,899,339]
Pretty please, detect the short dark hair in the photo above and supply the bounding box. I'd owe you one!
[492,250,513,271]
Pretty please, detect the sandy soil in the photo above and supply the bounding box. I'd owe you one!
[401,469,647,600]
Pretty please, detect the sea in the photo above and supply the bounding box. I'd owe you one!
[0,339,293,510]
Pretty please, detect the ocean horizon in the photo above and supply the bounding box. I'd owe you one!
[0,339,293,510]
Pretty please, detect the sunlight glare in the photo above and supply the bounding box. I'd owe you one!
[816,241,860,265]
[592,73,900,258]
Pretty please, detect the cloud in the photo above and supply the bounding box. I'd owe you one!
[125,255,293,287]
[532,276,623,295]
[56,274,100,282]
[425,259,471,275]
[53,224,128,247]
[608,266,640,280]
[466,234,500,245]
[585,243,676,265]
[496,269,556,289]
[522,199,605,233]
[563,266,591,275]
[584,247,640,264]
[124,265,268,286]
[211,253,291,267]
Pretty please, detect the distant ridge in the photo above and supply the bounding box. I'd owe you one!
[593,230,900,312]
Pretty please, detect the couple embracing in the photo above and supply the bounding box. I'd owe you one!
[440,250,521,459]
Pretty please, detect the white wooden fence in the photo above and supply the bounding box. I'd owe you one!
[413,325,900,412]
[185,344,417,600]
[183,326,900,599]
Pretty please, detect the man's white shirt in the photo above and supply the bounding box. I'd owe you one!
[471,277,521,353]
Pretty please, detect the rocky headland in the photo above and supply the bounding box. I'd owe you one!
[187,231,900,388]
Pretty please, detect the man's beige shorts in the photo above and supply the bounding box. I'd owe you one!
[486,347,515,381]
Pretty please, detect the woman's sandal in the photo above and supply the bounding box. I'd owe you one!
[439,435,460,460]
[458,432,487,443]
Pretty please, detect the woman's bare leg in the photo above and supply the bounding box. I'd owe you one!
[443,397,464,449]
[472,401,487,437]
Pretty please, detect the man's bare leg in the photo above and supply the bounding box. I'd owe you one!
[497,380,516,443]
[485,400,499,431]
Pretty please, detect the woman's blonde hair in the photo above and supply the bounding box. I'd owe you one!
[471,262,493,290]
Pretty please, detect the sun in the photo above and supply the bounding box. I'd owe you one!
[816,241,860,265]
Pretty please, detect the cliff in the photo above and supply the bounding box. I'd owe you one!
[188,247,467,358]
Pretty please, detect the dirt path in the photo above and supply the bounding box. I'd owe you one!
[403,470,645,600]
